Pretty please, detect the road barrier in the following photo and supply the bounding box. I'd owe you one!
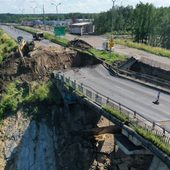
[54,72,170,146]
[15,25,170,145]
[141,57,170,71]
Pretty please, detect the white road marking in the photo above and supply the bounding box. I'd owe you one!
[113,85,135,95]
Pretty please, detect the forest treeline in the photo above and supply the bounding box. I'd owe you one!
[94,3,170,49]
[0,2,170,49]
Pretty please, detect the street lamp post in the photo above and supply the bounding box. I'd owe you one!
[30,6,37,15]
[51,3,61,22]
[19,9,25,15]
[110,0,116,58]
[43,5,46,30]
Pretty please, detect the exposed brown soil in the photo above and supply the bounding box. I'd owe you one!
[0,42,154,170]
[130,61,170,81]
[68,38,93,49]
[0,43,100,93]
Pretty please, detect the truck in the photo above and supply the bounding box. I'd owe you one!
[32,32,44,41]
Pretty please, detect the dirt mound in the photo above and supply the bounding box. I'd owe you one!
[0,44,100,92]
[68,39,93,49]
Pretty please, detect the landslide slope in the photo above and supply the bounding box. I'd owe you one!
[0,43,100,93]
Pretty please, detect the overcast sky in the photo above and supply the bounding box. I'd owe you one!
[0,0,169,14]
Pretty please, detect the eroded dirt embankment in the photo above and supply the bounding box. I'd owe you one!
[0,43,100,93]
[0,43,153,170]
[130,61,170,81]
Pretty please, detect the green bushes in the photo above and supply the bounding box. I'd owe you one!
[115,39,170,58]
[0,81,62,121]
[0,81,23,119]
[23,82,50,103]
[102,105,128,123]
[0,55,3,62]
[135,126,170,156]
[89,48,127,65]
[75,89,84,96]
[22,81,62,104]
[105,31,132,36]
[0,29,17,61]
[102,105,170,156]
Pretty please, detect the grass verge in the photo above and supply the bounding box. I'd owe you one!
[0,28,18,61]
[15,26,69,44]
[60,78,170,157]
[89,48,127,65]
[0,81,62,121]
[102,105,170,157]
[115,39,170,58]
[15,26,170,58]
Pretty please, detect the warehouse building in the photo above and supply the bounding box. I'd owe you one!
[69,22,94,35]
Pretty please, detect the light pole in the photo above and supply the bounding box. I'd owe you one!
[30,6,37,15]
[51,2,61,22]
[110,0,116,58]
[43,5,46,30]
[19,9,25,15]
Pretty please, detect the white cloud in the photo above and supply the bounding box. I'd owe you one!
[0,0,169,14]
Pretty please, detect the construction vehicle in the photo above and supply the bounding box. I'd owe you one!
[17,37,35,66]
[33,32,44,41]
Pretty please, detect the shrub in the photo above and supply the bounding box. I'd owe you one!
[0,56,2,62]
[102,105,128,122]
[15,80,21,85]
[115,39,170,58]
[4,46,8,53]
[0,81,22,118]
[1,38,5,43]
[102,105,170,156]
[22,81,62,104]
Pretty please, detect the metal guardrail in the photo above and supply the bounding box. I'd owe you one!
[15,26,170,91]
[55,73,170,146]
[47,37,170,143]
[102,60,170,91]
[116,69,170,89]
[17,26,170,144]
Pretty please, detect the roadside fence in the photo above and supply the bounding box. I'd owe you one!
[54,72,170,146]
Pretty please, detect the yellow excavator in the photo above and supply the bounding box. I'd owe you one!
[17,36,35,66]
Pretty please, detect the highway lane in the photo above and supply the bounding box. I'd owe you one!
[61,64,170,131]
[0,25,59,47]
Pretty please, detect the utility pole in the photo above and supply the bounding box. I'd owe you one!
[30,6,37,15]
[110,0,116,58]
[19,9,25,15]
[51,3,61,22]
[43,5,46,30]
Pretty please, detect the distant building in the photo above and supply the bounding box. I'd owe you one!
[45,20,72,26]
[21,21,33,27]
[70,22,94,35]
[21,20,43,27]
[77,19,94,22]
[32,20,43,26]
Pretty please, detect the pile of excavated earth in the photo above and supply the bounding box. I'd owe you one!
[0,42,153,170]
[67,38,93,49]
[0,42,99,93]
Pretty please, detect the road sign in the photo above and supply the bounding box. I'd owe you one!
[109,39,114,47]
[54,27,66,36]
